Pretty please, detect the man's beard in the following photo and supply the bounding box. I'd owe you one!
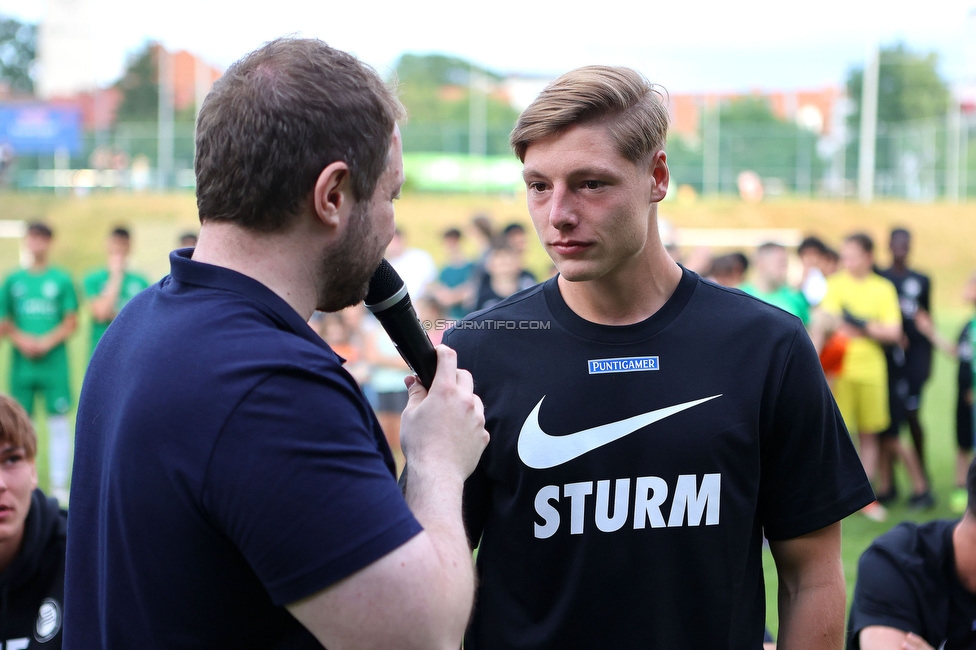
[316,202,385,312]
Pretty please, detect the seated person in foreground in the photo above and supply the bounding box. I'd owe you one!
[0,392,67,649]
[847,455,976,649]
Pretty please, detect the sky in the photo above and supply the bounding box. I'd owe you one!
[2,0,976,94]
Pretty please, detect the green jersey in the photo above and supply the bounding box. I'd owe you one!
[739,283,811,325]
[83,268,151,350]
[0,265,78,378]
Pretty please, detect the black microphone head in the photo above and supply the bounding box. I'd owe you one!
[365,259,405,309]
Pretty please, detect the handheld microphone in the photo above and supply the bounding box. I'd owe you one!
[365,259,437,389]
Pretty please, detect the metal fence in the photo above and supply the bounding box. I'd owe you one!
[3,115,974,201]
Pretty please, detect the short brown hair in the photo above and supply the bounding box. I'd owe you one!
[26,221,53,239]
[195,37,406,233]
[845,232,874,255]
[510,65,669,163]
[0,394,37,460]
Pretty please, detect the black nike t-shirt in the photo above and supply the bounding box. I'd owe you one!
[446,268,874,650]
[847,519,976,649]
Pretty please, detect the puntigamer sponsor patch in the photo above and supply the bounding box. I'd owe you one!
[587,356,659,374]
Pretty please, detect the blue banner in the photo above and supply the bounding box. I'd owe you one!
[0,104,82,155]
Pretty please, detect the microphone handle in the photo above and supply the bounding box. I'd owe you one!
[376,300,437,389]
[376,303,436,494]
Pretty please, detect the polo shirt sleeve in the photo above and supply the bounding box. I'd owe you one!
[758,324,875,540]
[202,364,423,606]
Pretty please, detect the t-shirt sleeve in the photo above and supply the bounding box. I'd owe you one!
[847,541,928,648]
[0,275,9,320]
[82,271,103,299]
[759,325,875,540]
[203,365,423,606]
[879,281,902,326]
[820,277,842,316]
[61,272,79,313]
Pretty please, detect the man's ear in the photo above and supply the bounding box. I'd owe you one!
[312,161,353,230]
[648,150,669,203]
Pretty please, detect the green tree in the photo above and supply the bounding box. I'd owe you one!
[113,43,160,123]
[113,42,198,123]
[111,41,196,169]
[845,42,951,196]
[847,42,950,127]
[392,53,521,156]
[0,15,37,95]
[690,97,824,195]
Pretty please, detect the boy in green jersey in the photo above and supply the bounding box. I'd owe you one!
[740,241,811,325]
[82,227,150,354]
[0,222,78,504]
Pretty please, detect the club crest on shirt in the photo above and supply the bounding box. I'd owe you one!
[902,277,921,298]
[34,598,61,643]
[587,356,659,375]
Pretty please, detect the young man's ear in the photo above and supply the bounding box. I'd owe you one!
[649,150,669,203]
[312,162,352,229]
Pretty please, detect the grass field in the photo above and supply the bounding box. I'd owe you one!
[1,189,974,638]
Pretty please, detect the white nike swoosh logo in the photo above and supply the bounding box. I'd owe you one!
[517,394,723,469]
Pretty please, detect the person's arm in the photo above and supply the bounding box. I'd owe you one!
[860,319,903,346]
[858,627,934,650]
[287,346,488,649]
[856,282,906,346]
[833,307,902,346]
[768,522,846,649]
[7,325,42,357]
[34,312,77,356]
[0,284,28,351]
[914,309,959,357]
[807,306,842,354]
[89,259,126,322]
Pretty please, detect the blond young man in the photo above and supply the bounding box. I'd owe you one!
[445,66,874,648]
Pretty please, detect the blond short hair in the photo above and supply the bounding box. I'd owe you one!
[510,65,669,164]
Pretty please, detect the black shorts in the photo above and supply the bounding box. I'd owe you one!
[882,350,908,439]
[901,348,932,410]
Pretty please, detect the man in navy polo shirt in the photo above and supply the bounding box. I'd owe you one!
[64,37,488,649]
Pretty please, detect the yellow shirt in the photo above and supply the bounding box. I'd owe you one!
[820,271,901,381]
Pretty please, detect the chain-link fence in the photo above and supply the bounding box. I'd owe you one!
[3,115,974,200]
